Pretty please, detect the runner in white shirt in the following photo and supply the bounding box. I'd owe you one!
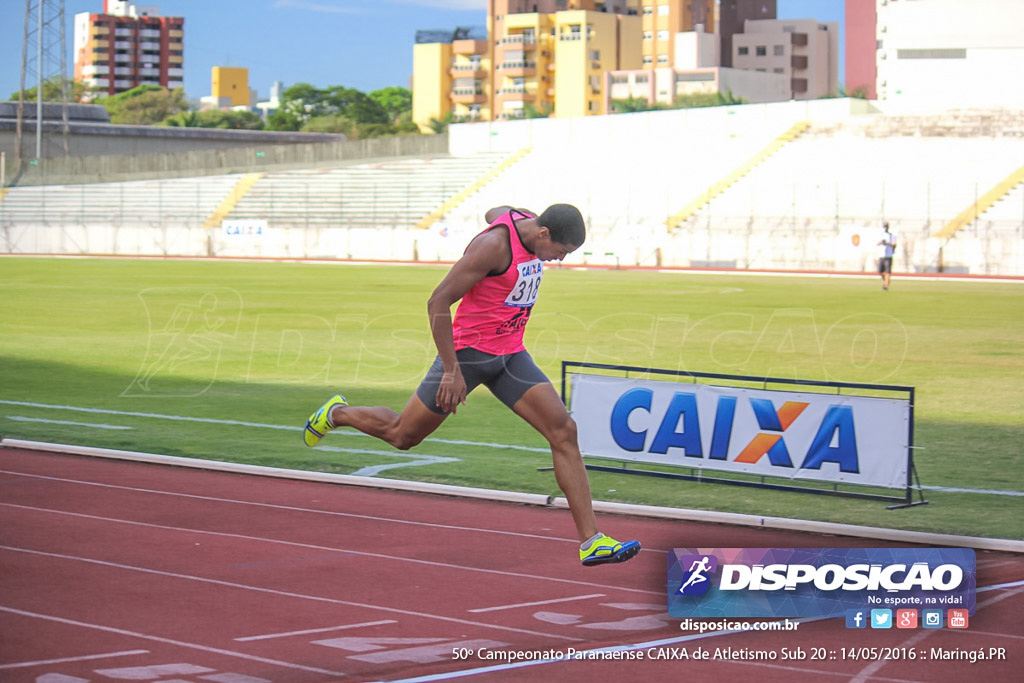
[877,221,897,290]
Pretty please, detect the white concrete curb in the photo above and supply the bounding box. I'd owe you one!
[4,438,1022,553]
[0,438,552,507]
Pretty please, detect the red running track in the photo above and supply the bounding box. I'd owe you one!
[1,446,1022,683]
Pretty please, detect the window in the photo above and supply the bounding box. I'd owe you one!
[738,46,748,55]
[675,72,714,82]
[658,4,669,15]
[897,48,966,59]
[657,30,669,40]
[756,46,767,56]
[773,45,784,56]
[657,54,669,64]
[643,30,652,40]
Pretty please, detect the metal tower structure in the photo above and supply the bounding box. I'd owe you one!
[15,0,70,162]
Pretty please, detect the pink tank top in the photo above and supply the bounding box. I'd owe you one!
[452,209,542,355]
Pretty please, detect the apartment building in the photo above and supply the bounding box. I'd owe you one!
[605,24,789,108]
[413,0,642,129]
[719,0,776,67]
[845,0,877,98]
[211,67,251,108]
[732,18,838,100]
[73,1,184,99]
[875,0,1024,107]
[638,0,714,69]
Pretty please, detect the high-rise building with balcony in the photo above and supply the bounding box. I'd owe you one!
[637,0,714,69]
[413,0,642,128]
[73,1,184,98]
[732,18,838,100]
[718,0,775,67]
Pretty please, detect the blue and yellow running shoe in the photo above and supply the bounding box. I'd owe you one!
[580,534,642,567]
[303,394,347,447]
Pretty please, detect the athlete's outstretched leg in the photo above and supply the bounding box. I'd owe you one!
[304,393,446,451]
[512,382,641,566]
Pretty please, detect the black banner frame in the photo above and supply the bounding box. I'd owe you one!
[560,361,927,509]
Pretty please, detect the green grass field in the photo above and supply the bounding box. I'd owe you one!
[1,257,1022,540]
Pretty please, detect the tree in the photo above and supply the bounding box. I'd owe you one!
[610,96,663,113]
[9,76,95,103]
[301,114,357,137]
[266,108,304,131]
[162,109,264,130]
[673,91,746,108]
[324,85,389,125]
[370,86,412,123]
[96,85,188,124]
[426,111,454,134]
[162,110,200,127]
[522,102,552,119]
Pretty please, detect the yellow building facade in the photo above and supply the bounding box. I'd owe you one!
[639,0,714,68]
[211,67,251,107]
[413,1,643,129]
[413,42,454,129]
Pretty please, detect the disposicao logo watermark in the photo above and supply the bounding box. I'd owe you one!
[676,554,718,596]
[667,548,976,619]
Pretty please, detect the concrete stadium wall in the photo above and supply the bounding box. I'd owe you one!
[447,97,877,154]
[0,131,449,186]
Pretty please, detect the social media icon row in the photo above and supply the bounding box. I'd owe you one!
[845,609,968,629]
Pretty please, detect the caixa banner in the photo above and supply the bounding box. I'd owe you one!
[568,373,911,490]
[667,548,976,618]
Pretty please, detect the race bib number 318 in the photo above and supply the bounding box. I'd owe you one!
[505,259,542,308]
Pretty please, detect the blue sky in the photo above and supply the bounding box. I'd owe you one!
[1,0,844,103]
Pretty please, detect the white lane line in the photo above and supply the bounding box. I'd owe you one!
[979,579,1024,591]
[235,620,397,642]
[848,585,1024,683]
[0,400,548,453]
[7,400,1024,496]
[0,545,587,641]
[467,594,606,614]
[0,605,346,677]
[375,579,1024,682]
[1,504,660,597]
[921,485,1024,497]
[312,447,459,477]
[0,470,592,549]
[6,416,132,431]
[0,650,149,670]
[382,618,832,683]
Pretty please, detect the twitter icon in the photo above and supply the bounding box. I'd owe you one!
[870,609,893,629]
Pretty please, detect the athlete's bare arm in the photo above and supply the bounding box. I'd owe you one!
[485,206,515,224]
[426,228,512,413]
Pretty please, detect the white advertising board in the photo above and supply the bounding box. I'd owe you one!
[569,374,910,490]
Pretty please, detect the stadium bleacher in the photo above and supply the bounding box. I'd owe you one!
[2,102,1022,273]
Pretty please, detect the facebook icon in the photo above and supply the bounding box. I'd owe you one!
[845,609,867,629]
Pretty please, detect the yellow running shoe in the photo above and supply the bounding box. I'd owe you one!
[303,394,347,447]
[580,534,641,567]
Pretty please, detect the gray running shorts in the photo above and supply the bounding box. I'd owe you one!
[416,348,550,414]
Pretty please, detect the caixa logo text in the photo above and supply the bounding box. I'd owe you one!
[609,388,859,472]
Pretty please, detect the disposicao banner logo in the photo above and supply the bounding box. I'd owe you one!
[667,548,976,618]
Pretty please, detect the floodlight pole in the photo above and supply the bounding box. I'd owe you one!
[36,0,43,160]
[15,0,70,163]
